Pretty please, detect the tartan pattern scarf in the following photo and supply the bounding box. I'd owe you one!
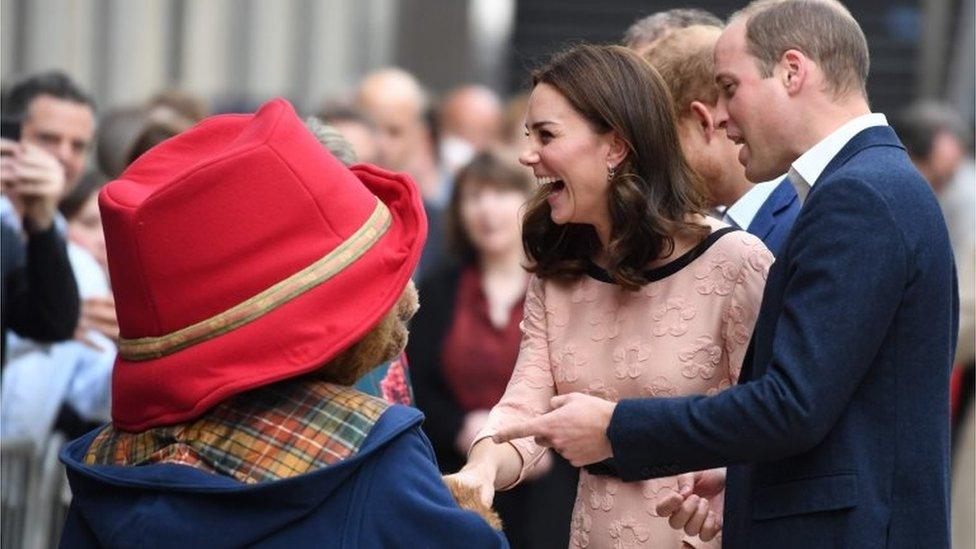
[85,379,390,484]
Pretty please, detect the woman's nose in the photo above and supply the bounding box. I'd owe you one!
[519,147,538,166]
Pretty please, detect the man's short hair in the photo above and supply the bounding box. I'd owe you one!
[644,25,723,115]
[623,8,723,50]
[3,70,95,120]
[733,0,869,99]
[891,101,969,160]
[305,117,359,166]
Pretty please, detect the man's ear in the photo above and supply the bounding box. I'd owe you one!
[689,101,717,142]
[780,49,808,96]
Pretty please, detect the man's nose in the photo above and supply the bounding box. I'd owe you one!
[53,140,74,164]
[713,97,730,130]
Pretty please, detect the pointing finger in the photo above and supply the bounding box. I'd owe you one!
[492,416,547,444]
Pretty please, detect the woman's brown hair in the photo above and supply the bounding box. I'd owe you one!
[522,44,708,290]
[446,150,534,265]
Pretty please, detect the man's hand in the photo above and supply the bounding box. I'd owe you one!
[75,296,120,351]
[655,468,726,542]
[0,140,66,230]
[492,392,615,467]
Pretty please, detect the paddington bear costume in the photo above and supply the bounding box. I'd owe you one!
[58,99,508,548]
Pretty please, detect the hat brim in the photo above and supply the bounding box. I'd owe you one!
[110,163,426,432]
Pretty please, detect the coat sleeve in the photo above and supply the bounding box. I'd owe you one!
[723,237,773,385]
[607,177,909,480]
[3,223,80,342]
[356,427,509,548]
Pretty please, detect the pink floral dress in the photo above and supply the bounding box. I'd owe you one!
[476,220,773,548]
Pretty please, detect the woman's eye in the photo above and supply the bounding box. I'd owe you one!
[539,130,554,143]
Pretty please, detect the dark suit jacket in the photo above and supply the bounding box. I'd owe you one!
[607,126,958,548]
[746,177,800,257]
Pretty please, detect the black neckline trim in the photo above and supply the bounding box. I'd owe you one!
[585,227,739,284]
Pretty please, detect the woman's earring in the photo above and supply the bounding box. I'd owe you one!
[607,165,616,182]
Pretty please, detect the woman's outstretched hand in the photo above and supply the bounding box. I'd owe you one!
[443,462,497,508]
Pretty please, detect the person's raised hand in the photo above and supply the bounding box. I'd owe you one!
[1,141,65,231]
[76,296,120,351]
[655,468,726,542]
[492,392,615,467]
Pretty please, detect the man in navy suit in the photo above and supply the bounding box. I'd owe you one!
[494,1,959,547]
[727,176,798,255]
[640,23,800,257]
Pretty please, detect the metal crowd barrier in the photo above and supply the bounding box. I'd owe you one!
[1,433,70,549]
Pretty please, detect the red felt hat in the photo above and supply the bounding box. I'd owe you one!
[102,98,426,431]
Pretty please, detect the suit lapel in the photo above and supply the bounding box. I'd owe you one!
[747,179,798,239]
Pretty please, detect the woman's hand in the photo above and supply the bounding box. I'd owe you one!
[444,461,497,507]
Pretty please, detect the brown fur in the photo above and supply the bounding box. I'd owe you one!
[315,281,419,385]
[443,476,504,531]
[315,281,505,529]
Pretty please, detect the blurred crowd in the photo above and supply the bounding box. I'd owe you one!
[0,8,973,547]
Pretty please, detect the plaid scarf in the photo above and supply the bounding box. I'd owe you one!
[85,379,389,484]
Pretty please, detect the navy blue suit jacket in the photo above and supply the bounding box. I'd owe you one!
[607,127,958,548]
[746,178,800,257]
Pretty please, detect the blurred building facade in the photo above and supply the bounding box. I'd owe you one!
[2,0,971,121]
[0,0,516,113]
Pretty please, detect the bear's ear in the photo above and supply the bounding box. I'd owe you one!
[313,282,418,386]
[316,314,397,386]
[442,476,504,530]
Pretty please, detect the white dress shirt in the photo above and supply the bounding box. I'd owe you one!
[788,113,889,203]
[723,178,783,229]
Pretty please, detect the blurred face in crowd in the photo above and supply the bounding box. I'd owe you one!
[459,179,528,259]
[355,71,428,172]
[519,83,617,229]
[713,19,795,182]
[20,94,95,189]
[368,103,425,171]
[68,192,107,272]
[919,131,965,194]
[332,119,381,165]
[441,86,503,151]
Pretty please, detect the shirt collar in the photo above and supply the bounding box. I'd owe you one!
[723,178,782,229]
[789,112,888,202]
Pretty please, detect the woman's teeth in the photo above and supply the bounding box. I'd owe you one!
[536,176,559,186]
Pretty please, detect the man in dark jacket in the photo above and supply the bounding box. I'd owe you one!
[0,140,79,363]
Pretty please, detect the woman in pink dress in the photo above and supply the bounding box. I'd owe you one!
[445,44,772,548]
